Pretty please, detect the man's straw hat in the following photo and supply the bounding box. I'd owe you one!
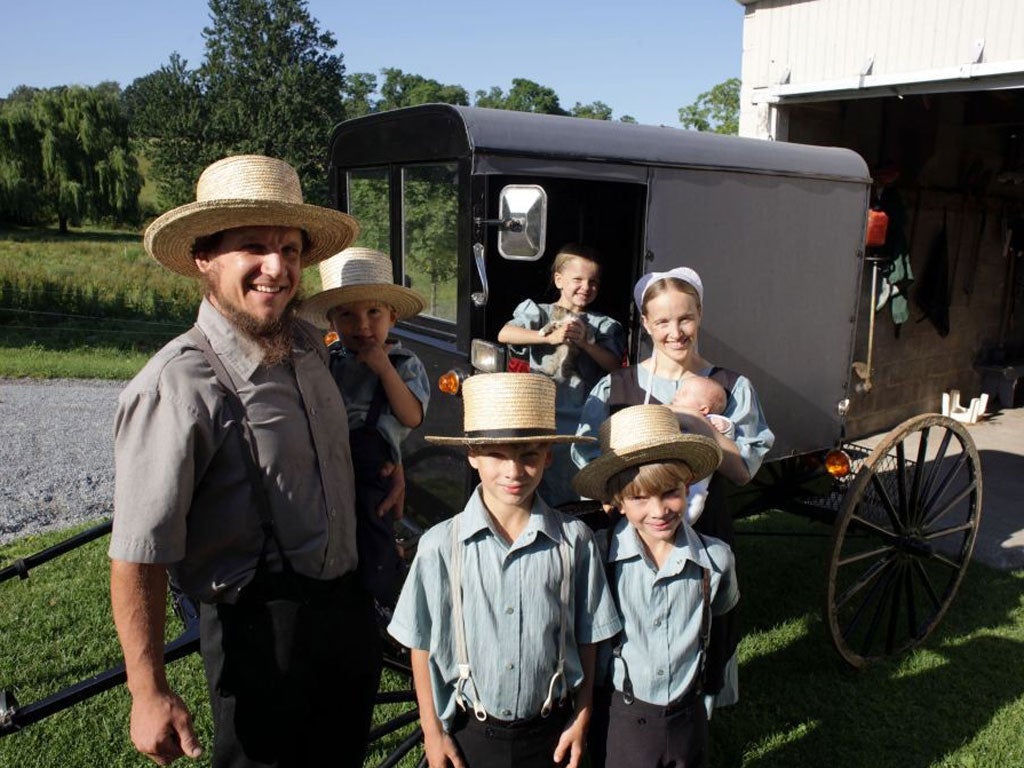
[144,155,359,278]
[572,405,722,502]
[426,373,596,446]
[300,247,426,328]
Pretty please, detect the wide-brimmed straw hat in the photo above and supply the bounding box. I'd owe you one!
[427,373,596,446]
[299,247,426,328]
[144,155,359,278]
[572,405,722,502]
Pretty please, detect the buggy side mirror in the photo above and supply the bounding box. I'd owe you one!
[497,185,547,261]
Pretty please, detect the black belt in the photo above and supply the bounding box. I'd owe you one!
[605,685,699,717]
[455,701,569,731]
[237,569,359,604]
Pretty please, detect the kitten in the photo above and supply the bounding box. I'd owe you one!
[536,306,595,383]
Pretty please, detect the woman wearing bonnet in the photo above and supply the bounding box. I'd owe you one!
[572,266,773,710]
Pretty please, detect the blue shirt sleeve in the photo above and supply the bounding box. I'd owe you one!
[723,375,774,477]
[507,299,545,330]
[571,374,612,470]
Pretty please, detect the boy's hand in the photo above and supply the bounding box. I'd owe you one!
[377,462,405,519]
[423,730,465,768]
[357,341,394,375]
[553,714,587,768]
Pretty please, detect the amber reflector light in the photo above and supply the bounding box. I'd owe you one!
[438,370,462,395]
[825,449,852,478]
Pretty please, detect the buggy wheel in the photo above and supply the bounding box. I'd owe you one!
[826,414,982,668]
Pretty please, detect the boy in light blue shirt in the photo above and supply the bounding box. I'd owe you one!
[572,404,736,768]
[388,373,621,768]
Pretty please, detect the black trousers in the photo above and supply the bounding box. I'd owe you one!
[589,688,708,768]
[349,425,402,604]
[199,571,382,768]
[449,705,571,768]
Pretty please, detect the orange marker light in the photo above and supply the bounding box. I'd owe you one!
[438,370,463,395]
[824,449,852,478]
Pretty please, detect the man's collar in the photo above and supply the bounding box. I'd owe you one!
[196,298,266,381]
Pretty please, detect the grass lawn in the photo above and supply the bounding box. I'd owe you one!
[1,514,1021,767]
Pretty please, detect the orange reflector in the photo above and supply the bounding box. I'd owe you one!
[323,331,339,346]
[825,449,852,478]
[438,370,462,395]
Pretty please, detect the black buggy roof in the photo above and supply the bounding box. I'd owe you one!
[329,103,870,183]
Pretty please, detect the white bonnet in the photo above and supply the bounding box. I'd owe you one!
[632,267,704,313]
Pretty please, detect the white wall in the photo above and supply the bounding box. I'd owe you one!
[738,0,1024,138]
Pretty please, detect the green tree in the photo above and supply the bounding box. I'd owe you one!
[123,54,208,208]
[0,85,141,231]
[127,0,345,208]
[375,68,469,111]
[341,71,379,119]
[678,77,740,134]
[474,79,567,115]
[571,101,613,120]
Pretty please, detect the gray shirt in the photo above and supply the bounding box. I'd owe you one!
[387,485,622,730]
[109,299,357,603]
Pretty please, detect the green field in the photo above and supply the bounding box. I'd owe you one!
[0,225,329,379]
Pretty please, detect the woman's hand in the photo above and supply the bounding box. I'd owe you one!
[670,405,751,484]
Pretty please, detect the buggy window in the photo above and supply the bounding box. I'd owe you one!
[346,168,390,252]
[402,164,458,324]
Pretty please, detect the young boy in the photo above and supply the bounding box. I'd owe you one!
[572,404,736,768]
[301,246,430,602]
[388,373,622,768]
[671,375,735,524]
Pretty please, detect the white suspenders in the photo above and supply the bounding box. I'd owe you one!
[449,513,572,722]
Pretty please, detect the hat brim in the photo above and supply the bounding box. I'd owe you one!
[426,434,596,447]
[299,284,426,327]
[144,199,360,278]
[572,434,722,502]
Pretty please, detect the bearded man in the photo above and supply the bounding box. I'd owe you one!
[109,155,383,768]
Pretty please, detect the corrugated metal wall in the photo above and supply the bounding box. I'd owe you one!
[741,0,1024,90]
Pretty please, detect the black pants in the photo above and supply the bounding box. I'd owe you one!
[199,571,382,768]
[449,705,571,768]
[349,425,402,604]
[589,688,708,768]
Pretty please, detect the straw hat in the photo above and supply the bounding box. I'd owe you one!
[633,267,704,312]
[144,155,359,278]
[426,373,596,446]
[300,247,426,328]
[572,405,722,502]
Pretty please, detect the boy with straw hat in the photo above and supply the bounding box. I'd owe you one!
[109,155,382,767]
[572,404,736,768]
[387,373,622,768]
[301,246,430,603]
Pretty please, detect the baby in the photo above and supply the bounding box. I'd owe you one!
[672,375,735,523]
[672,374,735,439]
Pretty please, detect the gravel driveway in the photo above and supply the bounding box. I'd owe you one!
[0,378,123,545]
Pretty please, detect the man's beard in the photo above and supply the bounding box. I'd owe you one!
[202,276,301,367]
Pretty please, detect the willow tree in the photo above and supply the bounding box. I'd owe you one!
[0,84,141,231]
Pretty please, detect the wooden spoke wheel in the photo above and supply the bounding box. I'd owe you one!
[826,414,983,668]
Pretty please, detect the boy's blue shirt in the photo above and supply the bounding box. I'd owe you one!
[328,339,430,463]
[599,516,739,706]
[388,485,622,731]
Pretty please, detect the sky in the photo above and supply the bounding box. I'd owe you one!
[1,0,745,128]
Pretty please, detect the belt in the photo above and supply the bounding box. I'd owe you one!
[605,685,699,717]
[455,701,570,731]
